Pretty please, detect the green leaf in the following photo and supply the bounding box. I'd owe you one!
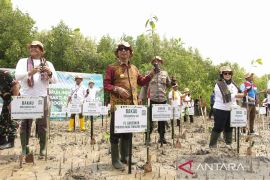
[255,58,263,65]
[145,19,149,28]
[149,21,156,30]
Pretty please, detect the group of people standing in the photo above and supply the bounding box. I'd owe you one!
[0,39,269,170]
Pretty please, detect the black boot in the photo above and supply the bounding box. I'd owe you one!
[0,136,15,150]
[111,143,125,169]
[209,131,221,148]
[159,133,167,144]
[0,135,7,145]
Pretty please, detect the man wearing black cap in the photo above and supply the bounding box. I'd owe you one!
[104,41,154,170]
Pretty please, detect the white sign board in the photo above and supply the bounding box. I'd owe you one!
[171,106,181,119]
[114,105,147,133]
[152,104,171,121]
[100,106,108,115]
[68,103,81,114]
[230,108,247,127]
[259,107,267,115]
[11,96,44,119]
[82,101,101,116]
[189,107,195,115]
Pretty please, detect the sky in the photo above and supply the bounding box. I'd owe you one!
[12,0,270,77]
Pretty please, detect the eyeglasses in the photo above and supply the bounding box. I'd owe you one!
[223,72,232,75]
[118,46,130,52]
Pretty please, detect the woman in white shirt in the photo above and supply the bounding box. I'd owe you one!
[209,66,245,149]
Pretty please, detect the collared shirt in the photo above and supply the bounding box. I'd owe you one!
[240,81,257,105]
[104,61,152,111]
[15,58,57,96]
[214,83,238,111]
[168,90,182,106]
[139,70,171,102]
[69,84,86,104]
[85,87,99,102]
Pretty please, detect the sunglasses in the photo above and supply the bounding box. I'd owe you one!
[223,72,232,75]
[117,46,130,51]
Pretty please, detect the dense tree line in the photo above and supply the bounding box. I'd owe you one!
[1,0,268,107]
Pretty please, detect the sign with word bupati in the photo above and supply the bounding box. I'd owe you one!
[67,99,82,114]
[230,108,247,127]
[152,104,171,121]
[82,101,102,116]
[114,105,147,133]
[11,96,44,119]
[171,106,181,119]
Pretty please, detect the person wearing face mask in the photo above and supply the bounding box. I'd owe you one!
[104,41,154,170]
[139,56,171,144]
[209,66,245,149]
[15,41,57,160]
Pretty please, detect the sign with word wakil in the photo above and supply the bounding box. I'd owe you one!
[11,96,44,119]
[114,105,147,133]
[152,104,172,121]
[82,101,102,116]
[230,108,247,127]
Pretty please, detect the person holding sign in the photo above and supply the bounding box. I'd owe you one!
[67,75,86,131]
[168,83,183,126]
[240,73,258,135]
[209,66,245,149]
[0,70,20,150]
[139,56,171,144]
[104,41,154,170]
[15,40,57,158]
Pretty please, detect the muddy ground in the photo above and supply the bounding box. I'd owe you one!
[0,115,270,180]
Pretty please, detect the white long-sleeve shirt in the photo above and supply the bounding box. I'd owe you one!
[213,83,238,111]
[15,58,57,96]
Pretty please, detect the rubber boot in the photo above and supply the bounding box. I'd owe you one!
[20,132,29,155]
[111,143,125,170]
[68,118,75,132]
[159,133,167,144]
[79,117,86,131]
[0,135,7,145]
[39,133,46,157]
[0,136,15,150]
[209,131,221,148]
[223,131,233,149]
[120,137,137,165]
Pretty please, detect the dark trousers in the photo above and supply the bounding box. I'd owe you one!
[247,105,256,132]
[149,100,166,134]
[209,104,214,119]
[212,109,232,133]
[184,115,194,123]
[110,112,131,144]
